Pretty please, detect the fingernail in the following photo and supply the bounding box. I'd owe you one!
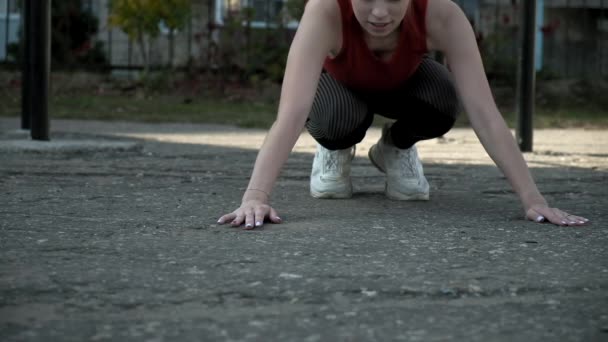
[246,223,253,228]
[275,216,282,221]
[217,219,223,224]
[535,216,545,223]
[561,221,567,225]
[255,221,262,227]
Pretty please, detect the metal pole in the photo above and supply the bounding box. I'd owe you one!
[108,28,112,67]
[21,0,31,130]
[4,0,9,62]
[29,0,51,141]
[565,0,570,76]
[598,0,607,76]
[516,0,537,152]
[187,6,192,63]
[127,38,132,68]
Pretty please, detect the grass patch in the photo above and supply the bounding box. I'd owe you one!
[0,92,278,129]
[1,72,606,129]
[2,92,607,129]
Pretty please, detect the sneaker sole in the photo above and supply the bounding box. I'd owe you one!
[385,187,430,201]
[310,189,353,199]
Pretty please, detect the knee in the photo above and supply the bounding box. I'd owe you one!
[306,109,372,146]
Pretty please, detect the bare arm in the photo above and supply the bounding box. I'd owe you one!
[218,0,338,229]
[426,0,588,226]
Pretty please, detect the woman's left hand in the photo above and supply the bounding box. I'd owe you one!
[526,204,590,226]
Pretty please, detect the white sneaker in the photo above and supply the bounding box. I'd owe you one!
[310,144,355,199]
[368,124,430,200]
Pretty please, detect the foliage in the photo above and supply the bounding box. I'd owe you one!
[51,1,103,67]
[285,0,306,21]
[210,1,301,91]
[7,0,107,68]
[108,0,191,71]
[478,28,519,87]
[156,0,191,33]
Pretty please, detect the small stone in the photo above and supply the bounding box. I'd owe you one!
[361,288,377,297]
[279,272,302,279]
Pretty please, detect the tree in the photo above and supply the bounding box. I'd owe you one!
[157,0,191,68]
[108,0,191,72]
[8,0,106,68]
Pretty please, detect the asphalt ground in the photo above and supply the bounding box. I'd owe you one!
[1,117,607,341]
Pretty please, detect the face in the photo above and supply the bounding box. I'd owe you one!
[351,0,410,38]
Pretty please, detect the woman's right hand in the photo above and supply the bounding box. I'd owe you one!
[217,200,282,230]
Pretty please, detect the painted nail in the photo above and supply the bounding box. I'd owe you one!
[561,221,567,225]
[255,221,262,227]
[535,216,545,223]
[245,223,253,228]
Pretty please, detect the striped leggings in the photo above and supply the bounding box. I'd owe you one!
[306,58,460,150]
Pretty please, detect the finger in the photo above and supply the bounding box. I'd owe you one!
[547,208,570,226]
[528,206,590,227]
[561,212,589,226]
[244,209,255,230]
[218,213,236,225]
[568,214,589,225]
[530,207,565,226]
[232,212,246,227]
[526,208,546,223]
[254,208,267,228]
[268,207,282,224]
[553,208,588,226]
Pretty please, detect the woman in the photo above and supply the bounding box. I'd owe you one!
[217,0,589,229]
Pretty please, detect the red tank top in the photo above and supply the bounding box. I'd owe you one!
[323,0,429,92]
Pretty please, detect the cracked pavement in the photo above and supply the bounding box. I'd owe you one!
[0,118,607,341]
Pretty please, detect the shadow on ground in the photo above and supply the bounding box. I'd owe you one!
[1,127,607,342]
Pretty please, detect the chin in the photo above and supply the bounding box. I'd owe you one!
[365,28,395,38]
[365,23,398,37]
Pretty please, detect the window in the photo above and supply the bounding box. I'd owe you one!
[215,0,299,29]
[0,0,19,14]
[81,0,100,17]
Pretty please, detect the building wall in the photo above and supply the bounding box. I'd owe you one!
[476,0,607,77]
[543,7,608,76]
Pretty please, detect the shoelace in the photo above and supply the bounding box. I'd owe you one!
[397,148,419,178]
[323,147,355,174]
[324,150,342,174]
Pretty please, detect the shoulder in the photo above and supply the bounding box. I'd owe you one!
[425,0,465,51]
[302,0,341,21]
[299,0,342,53]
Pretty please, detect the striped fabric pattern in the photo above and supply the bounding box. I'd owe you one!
[306,58,459,150]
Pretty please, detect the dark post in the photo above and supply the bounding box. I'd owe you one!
[516,0,537,152]
[21,0,31,129]
[29,0,51,140]
[4,0,9,62]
